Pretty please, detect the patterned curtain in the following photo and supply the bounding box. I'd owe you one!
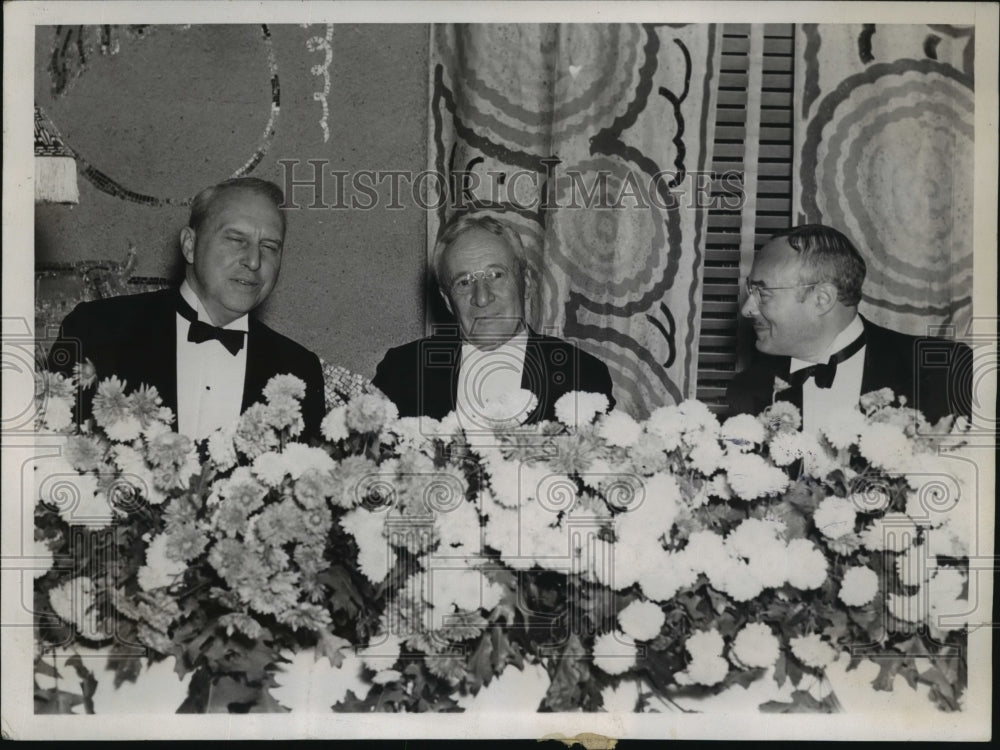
[429,24,721,418]
[793,24,974,337]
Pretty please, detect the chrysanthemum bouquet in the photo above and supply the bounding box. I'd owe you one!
[34,367,972,713]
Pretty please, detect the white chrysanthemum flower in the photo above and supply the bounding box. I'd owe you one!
[281,443,336,479]
[637,551,698,602]
[731,623,781,669]
[592,630,637,675]
[797,431,838,477]
[434,567,504,612]
[339,508,389,584]
[554,391,609,428]
[688,438,725,476]
[860,513,918,552]
[887,593,924,623]
[252,451,288,488]
[713,559,765,602]
[817,407,867,450]
[725,517,783,560]
[48,576,106,641]
[813,496,857,539]
[601,679,640,713]
[858,423,912,472]
[683,530,730,581]
[104,416,142,443]
[263,374,307,403]
[345,393,399,434]
[39,396,73,432]
[207,425,237,471]
[838,565,879,607]
[436,498,483,553]
[617,600,666,642]
[137,533,187,591]
[927,568,966,632]
[722,452,788,500]
[767,430,801,466]
[746,536,789,589]
[785,539,828,589]
[321,406,349,442]
[615,473,681,547]
[356,633,403,673]
[789,633,837,668]
[721,413,766,452]
[675,655,729,687]
[895,547,923,587]
[685,628,724,659]
[598,410,643,447]
[34,539,54,579]
[645,406,684,452]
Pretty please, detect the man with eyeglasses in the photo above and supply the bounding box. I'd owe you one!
[372,213,615,426]
[726,224,972,431]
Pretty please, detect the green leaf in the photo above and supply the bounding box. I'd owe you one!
[541,634,590,712]
[316,629,351,668]
[64,655,97,715]
[34,685,85,714]
[759,689,828,713]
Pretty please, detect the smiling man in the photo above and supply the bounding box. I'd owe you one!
[726,224,972,430]
[373,213,615,426]
[49,177,325,440]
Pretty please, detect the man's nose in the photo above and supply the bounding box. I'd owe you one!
[740,292,758,318]
[470,278,493,307]
[242,243,262,271]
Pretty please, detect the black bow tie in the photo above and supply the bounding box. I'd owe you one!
[788,330,866,389]
[176,294,246,355]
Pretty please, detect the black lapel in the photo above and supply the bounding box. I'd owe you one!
[139,290,179,419]
[242,318,267,413]
[423,336,462,419]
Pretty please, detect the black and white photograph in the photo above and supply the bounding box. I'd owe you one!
[2,0,996,742]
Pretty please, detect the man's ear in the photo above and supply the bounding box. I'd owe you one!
[813,281,839,314]
[179,227,196,264]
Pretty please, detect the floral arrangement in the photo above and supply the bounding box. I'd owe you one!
[33,365,972,714]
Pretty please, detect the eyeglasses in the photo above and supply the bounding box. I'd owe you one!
[744,279,817,305]
[449,267,511,296]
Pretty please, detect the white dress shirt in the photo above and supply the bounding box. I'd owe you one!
[176,281,249,440]
[455,330,533,429]
[790,315,866,434]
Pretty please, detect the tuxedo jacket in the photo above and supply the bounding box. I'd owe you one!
[48,288,326,439]
[372,327,616,423]
[726,317,973,423]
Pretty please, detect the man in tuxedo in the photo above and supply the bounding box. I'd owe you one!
[726,224,972,430]
[49,177,325,440]
[373,213,615,426]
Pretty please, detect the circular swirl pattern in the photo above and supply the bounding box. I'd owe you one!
[601,474,646,512]
[848,478,893,513]
[108,476,146,516]
[357,476,397,511]
[535,474,578,514]
[423,474,466,514]
[38,476,81,513]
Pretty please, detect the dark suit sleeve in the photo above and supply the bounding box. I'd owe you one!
[372,345,411,415]
[915,338,974,422]
[46,303,92,377]
[577,349,616,412]
[301,351,326,441]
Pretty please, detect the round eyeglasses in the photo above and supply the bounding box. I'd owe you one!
[449,267,511,296]
[744,279,817,305]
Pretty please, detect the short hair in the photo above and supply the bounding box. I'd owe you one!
[431,213,529,287]
[769,224,867,306]
[188,177,286,236]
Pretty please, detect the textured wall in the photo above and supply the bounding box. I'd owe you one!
[34,24,429,381]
